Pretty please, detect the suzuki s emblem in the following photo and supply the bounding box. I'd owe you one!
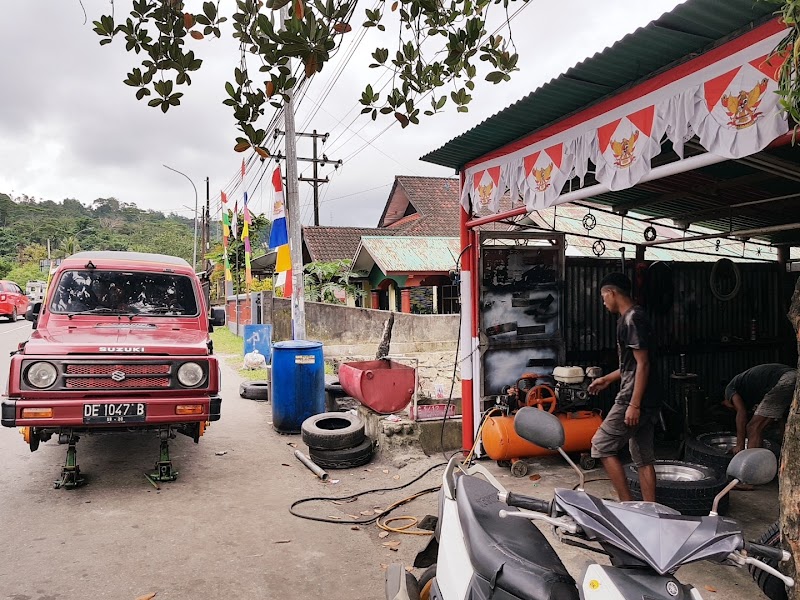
[666,581,679,596]
[111,370,126,382]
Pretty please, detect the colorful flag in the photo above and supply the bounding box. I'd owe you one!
[241,158,246,180]
[222,209,232,282]
[268,165,292,296]
[243,191,252,288]
[221,191,228,205]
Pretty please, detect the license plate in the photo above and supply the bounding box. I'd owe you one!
[83,403,146,424]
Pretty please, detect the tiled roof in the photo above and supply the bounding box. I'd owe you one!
[391,176,461,236]
[302,226,390,262]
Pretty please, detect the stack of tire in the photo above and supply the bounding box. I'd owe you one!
[301,412,375,469]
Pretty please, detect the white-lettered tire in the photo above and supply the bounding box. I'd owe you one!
[301,412,365,450]
[308,437,374,469]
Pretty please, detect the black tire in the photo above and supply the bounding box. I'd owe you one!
[11,307,17,321]
[748,521,788,600]
[418,564,437,600]
[308,437,374,469]
[239,380,270,401]
[685,432,781,476]
[626,460,729,516]
[301,412,365,450]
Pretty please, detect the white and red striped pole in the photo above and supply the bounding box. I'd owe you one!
[458,168,476,454]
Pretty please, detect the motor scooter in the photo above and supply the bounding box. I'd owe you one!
[386,407,795,600]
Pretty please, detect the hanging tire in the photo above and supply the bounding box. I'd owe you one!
[309,437,375,469]
[685,432,781,476]
[418,564,437,600]
[301,412,365,450]
[239,380,270,401]
[748,521,788,600]
[625,460,729,516]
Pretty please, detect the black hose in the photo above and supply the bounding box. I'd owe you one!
[289,462,447,525]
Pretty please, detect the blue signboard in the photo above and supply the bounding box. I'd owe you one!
[243,324,273,364]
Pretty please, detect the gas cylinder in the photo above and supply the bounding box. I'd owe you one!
[481,410,603,461]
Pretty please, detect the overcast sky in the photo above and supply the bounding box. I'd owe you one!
[0,0,684,228]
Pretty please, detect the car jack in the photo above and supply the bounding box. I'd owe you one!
[149,429,178,482]
[54,434,85,489]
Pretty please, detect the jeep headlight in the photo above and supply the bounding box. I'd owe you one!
[177,362,205,387]
[26,362,58,389]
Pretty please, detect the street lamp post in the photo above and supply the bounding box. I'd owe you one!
[163,164,199,270]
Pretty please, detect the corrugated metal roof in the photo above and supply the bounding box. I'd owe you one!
[421,0,775,170]
[355,236,461,274]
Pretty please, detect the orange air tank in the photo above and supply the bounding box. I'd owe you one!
[481,410,602,461]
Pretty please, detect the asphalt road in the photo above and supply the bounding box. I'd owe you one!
[0,321,437,600]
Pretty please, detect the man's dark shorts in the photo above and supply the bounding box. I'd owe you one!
[590,402,657,467]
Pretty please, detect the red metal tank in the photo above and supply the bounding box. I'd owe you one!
[481,410,602,461]
[338,359,415,414]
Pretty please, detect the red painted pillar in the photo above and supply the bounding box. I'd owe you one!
[459,172,475,456]
[370,290,380,309]
[400,288,411,313]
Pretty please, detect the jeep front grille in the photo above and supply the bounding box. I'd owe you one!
[63,362,173,390]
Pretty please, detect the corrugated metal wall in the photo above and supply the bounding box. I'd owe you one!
[563,258,798,420]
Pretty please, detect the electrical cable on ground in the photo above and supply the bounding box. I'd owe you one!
[289,462,446,528]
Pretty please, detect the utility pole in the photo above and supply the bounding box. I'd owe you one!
[274,130,342,227]
[281,6,306,340]
[205,176,211,271]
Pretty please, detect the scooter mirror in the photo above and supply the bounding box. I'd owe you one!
[514,407,565,450]
[727,448,776,486]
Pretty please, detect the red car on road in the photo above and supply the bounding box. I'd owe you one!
[0,279,30,322]
[2,251,226,488]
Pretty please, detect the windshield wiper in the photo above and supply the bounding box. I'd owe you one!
[67,308,125,319]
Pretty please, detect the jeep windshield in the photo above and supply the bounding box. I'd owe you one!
[49,270,199,317]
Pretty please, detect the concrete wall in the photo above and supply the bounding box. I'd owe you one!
[260,291,458,356]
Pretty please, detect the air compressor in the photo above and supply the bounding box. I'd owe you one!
[481,366,604,476]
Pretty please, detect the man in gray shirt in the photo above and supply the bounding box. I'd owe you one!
[722,363,796,453]
[589,272,660,502]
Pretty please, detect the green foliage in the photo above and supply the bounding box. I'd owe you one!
[93,0,522,150]
[0,194,197,265]
[303,259,365,303]
[5,263,45,289]
[0,258,13,279]
[767,0,800,132]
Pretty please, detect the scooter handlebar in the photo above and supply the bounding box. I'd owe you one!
[746,542,790,563]
[499,491,551,514]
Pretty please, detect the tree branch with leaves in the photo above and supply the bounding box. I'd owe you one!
[93,0,525,153]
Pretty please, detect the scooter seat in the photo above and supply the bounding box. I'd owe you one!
[456,475,578,600]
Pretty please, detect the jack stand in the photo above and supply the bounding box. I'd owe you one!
[149,429,178,482]
[54,435,85,489]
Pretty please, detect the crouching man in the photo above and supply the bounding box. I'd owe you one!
[588,273,661,502]
[722,364,796,453]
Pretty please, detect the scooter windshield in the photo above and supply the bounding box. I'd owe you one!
[554,489,743,575]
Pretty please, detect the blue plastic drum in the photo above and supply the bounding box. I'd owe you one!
[271,340,325,433]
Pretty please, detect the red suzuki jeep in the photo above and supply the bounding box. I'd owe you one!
[1,251,226,488]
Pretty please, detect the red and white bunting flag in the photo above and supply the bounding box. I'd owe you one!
[221,191,228,205]
[241,158,246,180]
[691,53,788,159]
[594,105,662,191]
[471,166,503,213]
[521,143,573,210]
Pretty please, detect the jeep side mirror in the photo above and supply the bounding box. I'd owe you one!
[210,307,226,328]
[26,302,42,329]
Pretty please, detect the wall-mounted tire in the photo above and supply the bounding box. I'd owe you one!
[301,412,365,450]
[748,521,788,600]
[626,460,729,516]
[685,432,781,476]
[239,380,270,401]
[309,437,374,469]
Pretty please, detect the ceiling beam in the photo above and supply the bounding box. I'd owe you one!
[655,191,800,225]
[612,171,773,213]
[645,222,800,246]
